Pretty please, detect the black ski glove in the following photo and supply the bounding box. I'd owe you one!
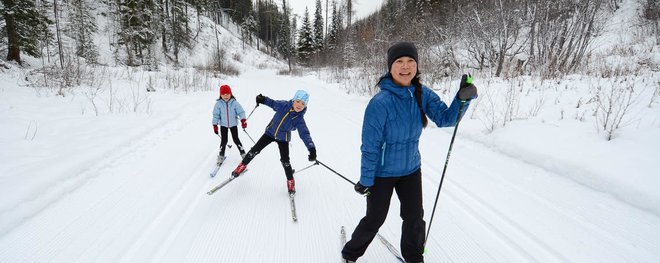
[354,182,371,196]
[458,74,478,101]
[256,94,265,105]
[308,147,317,162]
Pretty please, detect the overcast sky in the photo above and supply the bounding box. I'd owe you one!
[286,0,385,22]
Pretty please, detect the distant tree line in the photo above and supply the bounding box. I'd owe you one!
[1,0,658,78]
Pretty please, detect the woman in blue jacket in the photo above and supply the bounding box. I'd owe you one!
[230,90,317,194]
[342,42,478,263]
[212,84,247,164]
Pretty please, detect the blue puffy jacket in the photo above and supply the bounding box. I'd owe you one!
[262,96,315,150]
[359,76,470,187]
[212,97,246,127]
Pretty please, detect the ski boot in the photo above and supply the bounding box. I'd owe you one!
[240,150,246,159]
[231,163,247,177]
[287,179,296,194]
[216,154,225,165]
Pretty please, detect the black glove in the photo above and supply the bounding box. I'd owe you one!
[308,147,317,162]
[354,182,371,196]
[458,74,478,100]
[256,94,265,105]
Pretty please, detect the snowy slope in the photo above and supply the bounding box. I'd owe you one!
[1,66,659,262]
[1,0,660,261]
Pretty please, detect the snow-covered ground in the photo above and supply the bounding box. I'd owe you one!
[1,0,660,261]
[1,62,659,262]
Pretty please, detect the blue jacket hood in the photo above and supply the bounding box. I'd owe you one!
[378,74,416,99]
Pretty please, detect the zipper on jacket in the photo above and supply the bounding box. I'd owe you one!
[225,101,230,127]
[381,143,387,166]
[274,110,292,140]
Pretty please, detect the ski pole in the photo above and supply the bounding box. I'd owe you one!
[293,161,319,175]
[316,160,356,186]
[242,128,256,144]
[245,104,259,120]
[216,134,232,148]
[425,75,473,250]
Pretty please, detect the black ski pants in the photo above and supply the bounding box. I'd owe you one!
[342,169,425,262]
[240,134,294,180]
[219,126,244,155]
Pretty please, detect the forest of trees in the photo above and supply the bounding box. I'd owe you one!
[0,0,658,78]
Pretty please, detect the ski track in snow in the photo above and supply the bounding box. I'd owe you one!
[0,106,190,237]
[1,69,659,262]
[419,128,660,262]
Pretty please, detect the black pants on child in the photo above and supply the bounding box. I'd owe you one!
[342,169,425,262]
[219,126,244,155]
[240,134,294,180]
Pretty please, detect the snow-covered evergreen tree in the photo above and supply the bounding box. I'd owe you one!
[170,0,192,63]
[67,0,98,64]
[297,7,313,64]
[116,0,157,66]
[277,0,293,69]
[0,0,52,64]
[241,12,257,46]
[312,0,324,52]
[326,0,339,54]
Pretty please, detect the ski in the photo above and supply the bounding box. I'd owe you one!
[207,167,248,195]
[341,226,347,245]
[289,193,298,222]
[377,233,405,263]
[340,226,347,262]
[210,145,232,177]
[207,176,236,195]
[209,158,225,177]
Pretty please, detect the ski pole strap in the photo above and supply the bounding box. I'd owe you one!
[316,160,356,186]
[293,162,319,175]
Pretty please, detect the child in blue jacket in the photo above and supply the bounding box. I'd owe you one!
[212,85,247,164]
[230,90,317,194]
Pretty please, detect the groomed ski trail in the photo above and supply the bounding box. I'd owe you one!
[0,69,658,263]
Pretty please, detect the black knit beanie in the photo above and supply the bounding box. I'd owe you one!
[387,42,418,71]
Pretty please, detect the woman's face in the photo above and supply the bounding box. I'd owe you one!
[221,93,231,101]
[390,56,417,86]
[293,100,306,112]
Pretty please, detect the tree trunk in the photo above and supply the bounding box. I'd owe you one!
[161,0,168,52]
[2,0,22,64]
[54,0,65,69]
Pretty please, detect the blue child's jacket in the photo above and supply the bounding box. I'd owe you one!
[212,98,246,127]
[262,96,315,150]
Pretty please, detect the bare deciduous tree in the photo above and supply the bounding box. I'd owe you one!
[593,78,639,140]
